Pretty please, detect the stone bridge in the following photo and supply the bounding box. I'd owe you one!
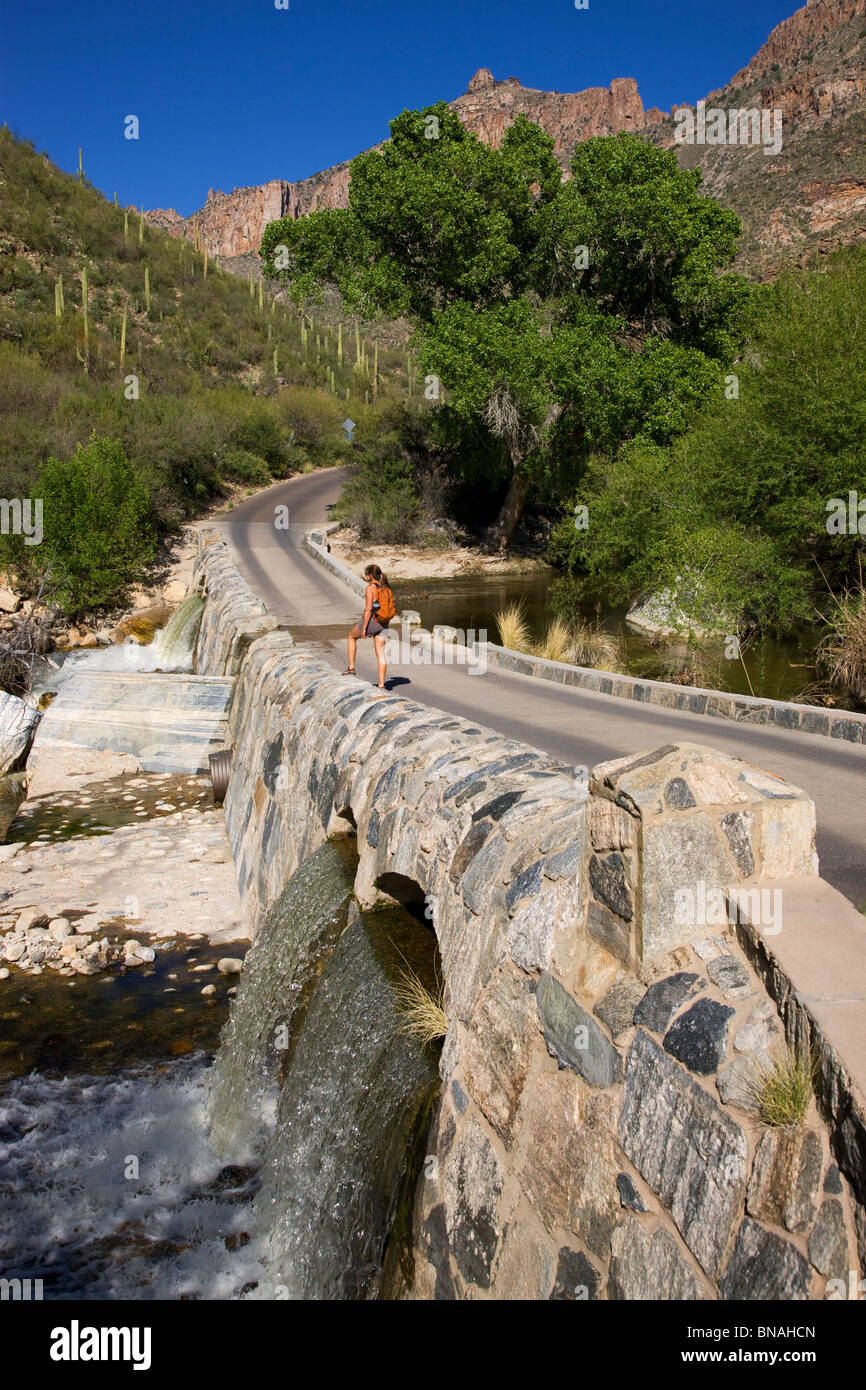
[193,535,866,1301]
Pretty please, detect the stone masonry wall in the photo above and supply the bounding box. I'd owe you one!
[194,539,866,1300]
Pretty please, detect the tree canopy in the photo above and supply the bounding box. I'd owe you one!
[261,108,750,548]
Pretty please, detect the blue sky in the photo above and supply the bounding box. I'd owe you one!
[3,0,796,215]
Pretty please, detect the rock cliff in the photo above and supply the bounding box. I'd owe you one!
[145,0,866,276]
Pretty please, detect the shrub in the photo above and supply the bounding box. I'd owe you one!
[335,450,421,542]
[17,434,156,616]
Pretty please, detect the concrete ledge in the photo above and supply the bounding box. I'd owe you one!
[304,524,367,600]
[735,876,866,1237]
[477,643,866,746]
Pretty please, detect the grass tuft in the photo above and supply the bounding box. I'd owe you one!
[393,966,449,1048]
[495,599,531,653]
[752,1046,817,1127]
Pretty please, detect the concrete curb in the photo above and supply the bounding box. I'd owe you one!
[303,526,866,746]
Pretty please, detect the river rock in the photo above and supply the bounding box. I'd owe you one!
[0,968,9,979]
[663,997,734,1075]
[201,983,216,995]
[134,946,156,963]
[48,918,73,940]
[123,954,144,968]
[4,941,26,962]
[15,906,49,934]
[217,957,243,975]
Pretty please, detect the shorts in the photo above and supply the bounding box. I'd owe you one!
[362,615,388,637]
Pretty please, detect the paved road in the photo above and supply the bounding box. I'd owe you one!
[219,469,866,910]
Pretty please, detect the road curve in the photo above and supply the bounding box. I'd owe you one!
[218,468,866,910]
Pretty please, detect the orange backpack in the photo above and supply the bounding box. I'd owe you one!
[373,581,396,623]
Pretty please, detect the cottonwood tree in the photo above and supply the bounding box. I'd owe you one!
[261,111,748,550]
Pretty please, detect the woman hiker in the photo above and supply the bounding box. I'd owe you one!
[343,564,396,690]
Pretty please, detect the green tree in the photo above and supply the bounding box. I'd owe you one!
[262,118,748,549]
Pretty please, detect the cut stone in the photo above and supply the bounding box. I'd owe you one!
[463,966,536,1147]
[608,1216,705,1300]
[616,1172,647,1212]
[594,978,645,1039]
[716,1049,774,1114]
[589,852,633,920]
[549,1247,599,1301]
[663,998,734,1075]
[664,777,696,809]
[518,1071,620,1258]
[807,1199,848,1279]
[706,954,751,998]
[721,810,756,876]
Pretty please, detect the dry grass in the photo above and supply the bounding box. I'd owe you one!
[817,583,866,705]
[534,617,573,664]
[495,599,531,653]
[568,617,621,671]
[393,967,449,1048]
[751,1047,817,1127]
[495,600,622,672]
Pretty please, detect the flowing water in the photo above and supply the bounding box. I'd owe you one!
[252,903,441,1300]
[209,839,442,1300]
[35,592,205,695]
[1,836,442,1300]
[207,840,358,1157]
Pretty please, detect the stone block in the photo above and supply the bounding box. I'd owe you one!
[747,1127,822,1232]
[720,1218,811,1300]
[663,998,734,1075]
[549,1247,600,1300]
[608,1216,705,1300]
[595,978,645,1039]
[619,1030,748,1277]
[517,1070,620,1257]
[463,966,537,1147]
[443,1118,504,1290]
[634,972,705,1034]
[536,973,622,1087]
[807,1199,849,1280]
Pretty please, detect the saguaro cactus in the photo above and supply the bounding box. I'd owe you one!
[54,274,64,320]
[373,340,378,400]
[144,267,151,313]
[79,268,89,371]
[78,148,84,183]
[337,322,343,365]
[120,305,127,363]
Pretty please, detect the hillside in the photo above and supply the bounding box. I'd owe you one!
[144,0,866,279]
[0,125,410,511]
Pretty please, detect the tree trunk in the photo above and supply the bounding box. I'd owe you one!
[484,464,529,554]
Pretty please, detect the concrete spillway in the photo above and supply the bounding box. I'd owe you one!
[30,671,234,774]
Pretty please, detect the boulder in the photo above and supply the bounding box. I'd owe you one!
[0,692,39,774]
